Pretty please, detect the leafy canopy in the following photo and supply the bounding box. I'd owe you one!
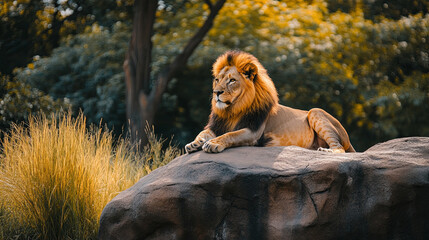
[12,0,429,150]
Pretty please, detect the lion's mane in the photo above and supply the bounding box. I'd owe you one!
[207,50,279,136]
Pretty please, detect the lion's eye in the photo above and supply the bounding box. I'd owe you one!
[214,78,219,82]
[229,78,236,83]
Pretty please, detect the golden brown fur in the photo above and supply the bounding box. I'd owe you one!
[185,50,355,154]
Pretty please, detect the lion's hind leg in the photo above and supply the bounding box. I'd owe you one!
[307,108,355,153]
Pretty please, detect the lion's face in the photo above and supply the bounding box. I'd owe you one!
[212,66,255,112]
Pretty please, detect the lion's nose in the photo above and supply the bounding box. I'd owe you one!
[214,90,224,96]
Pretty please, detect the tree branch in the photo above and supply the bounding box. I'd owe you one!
[150,0,226,103]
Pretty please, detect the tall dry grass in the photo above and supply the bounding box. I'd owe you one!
[0,113,181,240]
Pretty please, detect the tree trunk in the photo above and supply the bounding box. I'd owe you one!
[125,0,226,146]
[124,0,158,145]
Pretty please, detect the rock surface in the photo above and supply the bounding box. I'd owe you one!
[99,137,429,240]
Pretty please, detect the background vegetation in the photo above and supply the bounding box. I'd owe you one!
[2,0,428,151]
[0,0,428,239]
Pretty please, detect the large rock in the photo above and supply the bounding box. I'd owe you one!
[99,137,429,240]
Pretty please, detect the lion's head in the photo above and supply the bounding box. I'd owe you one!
[211,50,279,119]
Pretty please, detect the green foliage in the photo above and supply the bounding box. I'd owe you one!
[252,10,429,149]
[327,0,429,20]
[0,74,69,138]
[0,0,133,74]
[11,0,429,151]
[371,72,429,139]
[16,23,130,134]
[0,112,180,240]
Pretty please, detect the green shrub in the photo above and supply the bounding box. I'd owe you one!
[0,74,69,139]
[16,23,130,134]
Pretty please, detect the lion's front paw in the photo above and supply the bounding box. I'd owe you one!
[317,147,334,153]
[185,138,206,154]
[202,140,225,153]
[317,147,346,153]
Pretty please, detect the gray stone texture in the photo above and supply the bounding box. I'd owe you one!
[99,137,429,240]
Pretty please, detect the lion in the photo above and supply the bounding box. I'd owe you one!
[185,50,355,154]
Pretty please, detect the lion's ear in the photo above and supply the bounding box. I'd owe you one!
[242,63,258,81]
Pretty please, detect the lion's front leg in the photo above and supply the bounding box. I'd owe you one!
[202,128,262,153]
[185,129,216,153]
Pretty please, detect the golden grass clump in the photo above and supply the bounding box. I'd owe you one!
[0,113,181,240]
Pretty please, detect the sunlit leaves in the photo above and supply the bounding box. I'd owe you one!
[5,0,428,151]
